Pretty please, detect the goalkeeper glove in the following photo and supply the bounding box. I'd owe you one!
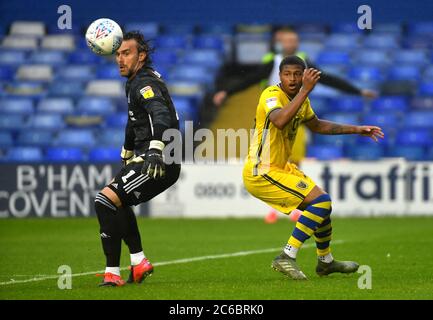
[120,147,135,166]
[141,140,165,180]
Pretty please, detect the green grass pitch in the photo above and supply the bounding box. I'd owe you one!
[1,216,432,300]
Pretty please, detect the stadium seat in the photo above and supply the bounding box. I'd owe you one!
[172,96,197,122]
[362,112,400,129]
[96,65,122,79]
[313,134,356,147]
[200,24,234,35]
[68,50,104,64]
[105,113,128,127]
[77,97,116,114]
[88,147,119,162]
[347,145,384,160]
[49,81,84,97]
[6,147,43,162]
[404,111,433,128]
[4,81,46,98]
[0,114,27,129]
[37,98,74,114]
[324,34,361,49]
[331,23,360,34]
[28,114,65,129]
[0,65,15,81]
[98,128,125,147]
[322,113,360,125]
[348,66,384,82]
[408,22,433,35]
[403,35,432,50]
[41,35,75,51]
[353,50,391,66]
[1,36,38,50]
[395,129,432,147]
[17,130,53,146]
[0,50,27,65]
[0,132,13,147]
[427,147,433,160]
[315,51,350,65]
[235,34,270,64]
[30,51,66,65]
[181,49,222,69]
[371,96,408,113]
[388,66,420,81]
[423,66,433,81]
[329,96,364,112]
[307,145,343,160]
[411,97,433,110]
[10,21,45,37]
[56,129,96,147]
[168,65,215,86]
[152,50,179,65]
[419,82,433,96]
[163,24,196,35]
[45,147,84,162]
[16,65,53,81]
[393,50,428,66]
[85,80,123,97]
[155,35,190,49]
[364,35,399,49]
[57,65,95,80]
[0,98,34,114]
[193,35,225,52]
[374,23,402,35]
[386,146,426,161]
[124,22,159,38]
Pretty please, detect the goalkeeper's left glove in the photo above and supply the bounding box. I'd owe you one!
[141,140,165,180]
[120,147,135,166]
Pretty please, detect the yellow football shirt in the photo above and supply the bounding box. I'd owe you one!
[247,84,315,175]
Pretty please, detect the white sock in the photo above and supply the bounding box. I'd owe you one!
[318,252,334,263]
[283,244,298,259]
[105,267,120,276]
[130,251,146,266]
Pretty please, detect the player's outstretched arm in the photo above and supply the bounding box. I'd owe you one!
[269,68,321,129]
[305,116,384,142]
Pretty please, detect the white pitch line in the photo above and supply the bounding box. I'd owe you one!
[0,240,344,286]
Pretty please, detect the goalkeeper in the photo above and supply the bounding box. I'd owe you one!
[94,31,181,287]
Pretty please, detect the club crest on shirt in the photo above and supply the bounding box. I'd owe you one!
[296,180,308,190]
[140,86,154,99]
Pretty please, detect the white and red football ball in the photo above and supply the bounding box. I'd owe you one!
[85,18,123,55]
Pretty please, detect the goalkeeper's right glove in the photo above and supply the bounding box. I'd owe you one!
[120,147,135,166]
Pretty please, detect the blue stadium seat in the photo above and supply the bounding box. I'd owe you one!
[408,22,433,35]
[152,64,170,79]
[37,98,74,114]
[182,49,222,69]
[347,145,384,160]
[96,65,122,79]
[0,50,26,65]
[403,35,432,50]
[386,146,425,161]
[374,23,402,35]
[316,51,350,65]
[393,50,427,66]
[152,50,179,65]
[364,35,399,49]
[388,66,420,81]
[168,65,214,86]
[163,24,196,35]
[88,147,119,162]
[324,34,361,49]
[371,96,408,112]
[404,111,433,128]
[77,97,116,114]
[348,66,384,82]
[28,114,65,129]
[331,23,361,34]
[423,66,433,80]
[124,22,159,37]
[362,112,400,128]
[0,65,14,81]
[396,129,432,147]
[427,147,433,160]
[0,132,13,147]
[4,81,46,98]
[6,147,43,162]
[97,129,124,147]
[307,145,343,160]
[411,97,433,110]
[313,134,356,147]
[56,129,96,147]
[0,98,34,114]
[200,24,234,35]
[419,82,433,96]
[172,96,197,122]
[105,113,128,128]
[329,96,364,112]
[323,113,360,125]
[30,51,66,65]
[308,97,329,116]
[68,50,104,64]
[49,82,84,97]
[57,65,95,80]
[17,130,53,146]
[0,114,27,129]
[45,147,84,162]
[155,35,189,49]
[193,35,225,52]
[354,50,390,66]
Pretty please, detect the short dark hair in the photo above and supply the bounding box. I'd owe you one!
[279,55,307,72]
[123,30,154,65]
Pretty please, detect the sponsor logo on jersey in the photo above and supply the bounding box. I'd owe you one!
[265,97,278,108]
[140,86,155,99]
[296,180,308,190]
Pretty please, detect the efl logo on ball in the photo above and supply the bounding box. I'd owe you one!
[85,18,123,55]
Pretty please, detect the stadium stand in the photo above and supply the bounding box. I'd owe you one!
[0,21,433,162]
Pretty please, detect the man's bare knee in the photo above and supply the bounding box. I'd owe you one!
[101,187,122,207]
[298,185,327,210]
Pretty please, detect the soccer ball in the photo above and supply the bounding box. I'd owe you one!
[85,18,123,55]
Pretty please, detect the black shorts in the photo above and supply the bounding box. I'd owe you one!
[107,162,181,206]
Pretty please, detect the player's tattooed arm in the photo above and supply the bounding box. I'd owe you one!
[305,116,384,141]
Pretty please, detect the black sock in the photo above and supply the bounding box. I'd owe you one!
[94,193,122,267]
[120,206,143,254]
